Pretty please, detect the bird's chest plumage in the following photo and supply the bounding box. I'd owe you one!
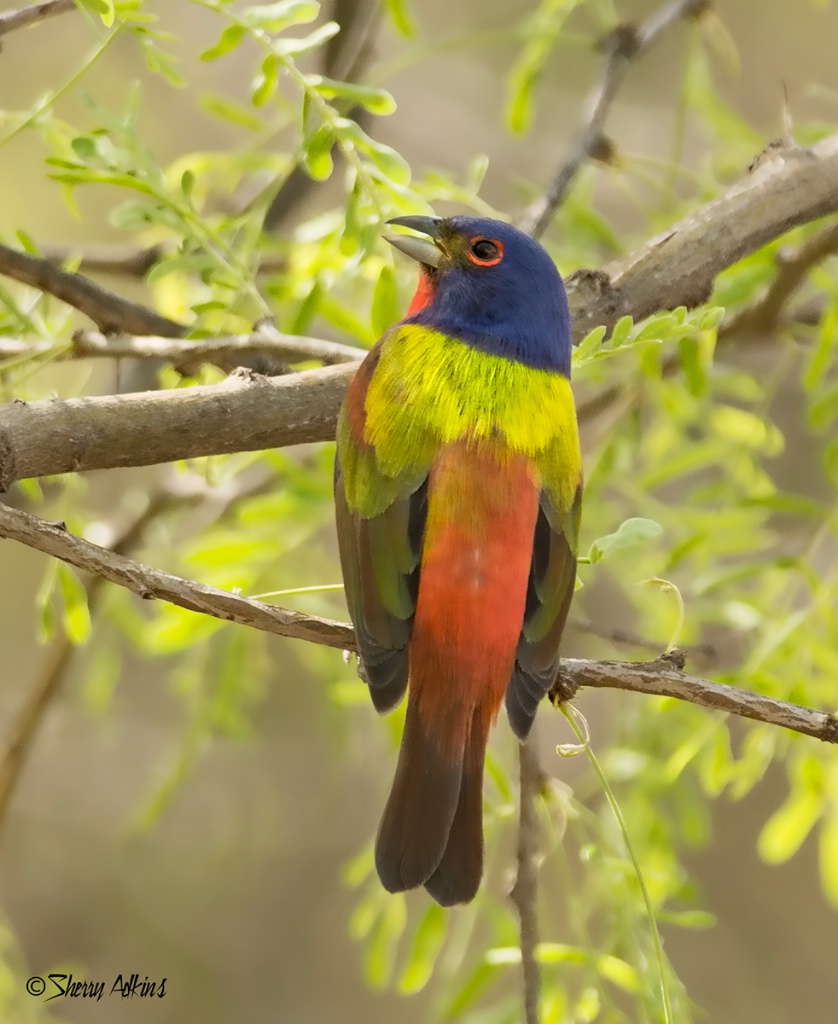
[362,324,576,479]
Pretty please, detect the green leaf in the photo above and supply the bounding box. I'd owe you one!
[15,229,39,254]
[397,904,446,994]
[364,895,406,989]
[242,0,319,31]
[77,0,115,25]
[804,297,838,392]
[679,336,706,397]
[199,92,265,131]
[311,77,397,116]
[302,125,335,180]
[758,789,822,864]
[252,54,280,107]
[819,810,838,908]
[609,314,634,348]
[711,405,784,455]
[809,381,838,431]
[200,24,246,62]
[595,953,641,994]
[109,200,155,230]
[335,119,411,185]
[698,305,725,331]
[659,909,718,930]
[36,562,59,644]
[71,135,100,161]
[506,0,582,134]
[57,564,92,646]
[381,0,417,36]
[371,266,400,337]
[342,843,374,889]
[588,517,662,563]
[274,22,340,57]
[574,324,606,361]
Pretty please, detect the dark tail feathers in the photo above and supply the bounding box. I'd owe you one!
[375,698,485,906]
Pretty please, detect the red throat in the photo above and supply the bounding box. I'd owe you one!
[407,270,436,316]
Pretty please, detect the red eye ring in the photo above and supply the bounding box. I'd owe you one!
[467,236,504,266]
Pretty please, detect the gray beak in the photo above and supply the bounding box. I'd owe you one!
[384,215,443,268]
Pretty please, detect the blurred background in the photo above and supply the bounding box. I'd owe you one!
[1,1,838,1021]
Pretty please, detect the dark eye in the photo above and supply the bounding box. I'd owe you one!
[470,238,501,263]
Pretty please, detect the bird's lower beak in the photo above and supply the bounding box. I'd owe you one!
[384,215,443,268]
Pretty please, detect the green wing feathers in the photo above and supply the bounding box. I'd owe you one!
[506,483,582,739]
[335,342,430,713]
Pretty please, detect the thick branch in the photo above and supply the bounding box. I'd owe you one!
[567,132,838,341]
[0,363,355,490]
[2,132,838,488]
[1,503,836,745]
[519,0,710,238]
[0,0,74,38]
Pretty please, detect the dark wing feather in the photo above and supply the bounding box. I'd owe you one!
[335,454,427,713]
[506,484,582,739]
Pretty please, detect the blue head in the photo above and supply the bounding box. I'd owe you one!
[386,215,572,376]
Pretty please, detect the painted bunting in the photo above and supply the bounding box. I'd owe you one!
[334,215,582,906]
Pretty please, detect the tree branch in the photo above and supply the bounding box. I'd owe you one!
[0,500,354,649]
[552,652,838,744]
[0,502,835,745]
[0,0,74,39]
[0,363,354,490]
[567,132,838,342]
[2,132,838,488]
[519,0,710,238]
[0,241,184,337]
[0,328,366,374]
[510,738,544,1024]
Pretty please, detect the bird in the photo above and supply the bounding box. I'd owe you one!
[334,214,582,906]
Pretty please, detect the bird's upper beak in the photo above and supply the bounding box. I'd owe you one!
[384,215,443,268]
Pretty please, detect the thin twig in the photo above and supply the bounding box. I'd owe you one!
[510,738,544,1024]
[551,651,838,744]
[0,241,184,337]
[0,329,366,373]
[723,218,838,336]
[519,0,710,238]
[37,242,288,279]
[0,0,75,39]
[569,616,717,663]
[0,502,836,745]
